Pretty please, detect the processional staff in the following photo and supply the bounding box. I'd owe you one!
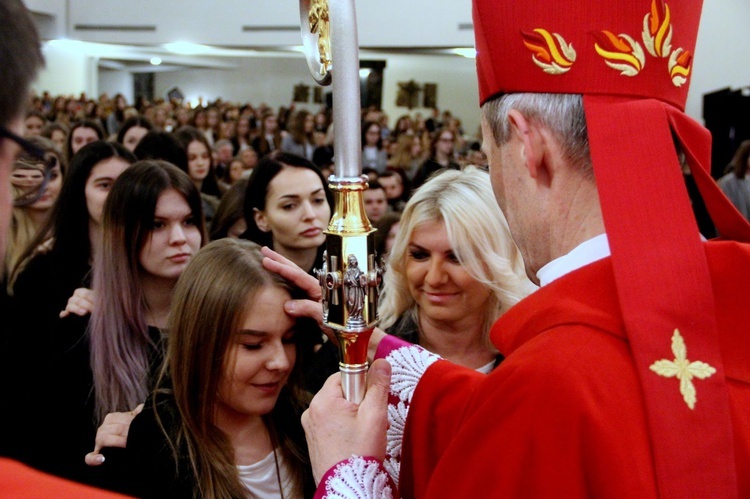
[299,0,384,403]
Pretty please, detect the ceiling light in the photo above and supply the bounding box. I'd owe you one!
[451,48,477,58]
[164,42,211,55]
[150,57,162,65]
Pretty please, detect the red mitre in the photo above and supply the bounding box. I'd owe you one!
[473,0,750,497]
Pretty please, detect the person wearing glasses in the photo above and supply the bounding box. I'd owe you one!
[0,1,129,497]
[412,128,460,190]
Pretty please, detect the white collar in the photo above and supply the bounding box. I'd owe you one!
[536,233,610,287]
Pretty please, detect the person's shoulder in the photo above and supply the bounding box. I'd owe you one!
[717,172,735,186]
[495,321,634,395]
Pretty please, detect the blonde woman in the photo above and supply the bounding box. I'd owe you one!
[379,166,536,370]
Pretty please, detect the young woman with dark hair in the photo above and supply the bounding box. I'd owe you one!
[361,120,388,174]
[66,119,106,164]
[251,111,282,159]
[242,151,333,275]
[210,178,248,241]
[40,121,69,151]
[280,109,315,161]
[116,115,153,152]
[173,125,223,221]
[412,127,460,189]
[88,160,205,421]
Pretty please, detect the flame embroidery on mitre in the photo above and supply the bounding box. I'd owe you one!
[521,29,576,75]
[593,31,646,77]
[668,47,692,87]
[642,0,673,57]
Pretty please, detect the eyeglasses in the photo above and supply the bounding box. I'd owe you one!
[0,125,57,207]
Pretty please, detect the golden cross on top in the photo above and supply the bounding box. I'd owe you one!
[649,329,716,410]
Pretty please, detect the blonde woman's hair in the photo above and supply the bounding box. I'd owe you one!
[379,167,536,349]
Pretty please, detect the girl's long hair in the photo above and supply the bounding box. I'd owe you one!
[88,160,205,422]
[173,125,223,198]
[155,239,314,498]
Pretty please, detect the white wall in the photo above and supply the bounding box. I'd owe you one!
[687,0,750,119]
[153,56,313,109]
[33,43,98,98]
[380,54,480,137]
[98,69,135,103]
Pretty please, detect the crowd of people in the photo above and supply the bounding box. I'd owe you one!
[0,5,504,494]
[1,0,749,497]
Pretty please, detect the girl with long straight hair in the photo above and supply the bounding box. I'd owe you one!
[88,160,205,422]
[4,160,204,486]
[108,239,315,498]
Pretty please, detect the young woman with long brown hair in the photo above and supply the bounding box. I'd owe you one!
[111,239,315,498]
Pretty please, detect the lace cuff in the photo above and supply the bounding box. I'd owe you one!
[315,455,395,499]
[377,337,441,488]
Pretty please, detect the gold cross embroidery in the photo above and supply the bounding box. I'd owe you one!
[649,329,716,410]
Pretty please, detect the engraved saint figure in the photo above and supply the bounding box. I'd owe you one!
[308,0,331,76]
[344,254,366,326]
[315,251,329,321]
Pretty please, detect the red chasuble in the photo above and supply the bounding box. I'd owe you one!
[399,241,750,498]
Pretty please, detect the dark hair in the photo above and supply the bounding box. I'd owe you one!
[380,167,411,201]
[173,125,222,198]
[133,130,188,171]
[368,179,385,192]
[116,115,154,145]
[728,139,750,179]
[25,109,46,124]
[429,127,456,158]
[66,119,106,164]
[242,151,333,248]
[361,120,383,150]
[0,0,44,127]
[40,121,69,141]
[288,109,313,145]
[373,210,401,257]
[90,160,206,420]
[10,140,136,286]
[209,178,247,241]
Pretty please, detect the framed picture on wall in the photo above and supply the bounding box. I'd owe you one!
[396,80,421,109]
[423,83,437,108]
[293,83,311,103]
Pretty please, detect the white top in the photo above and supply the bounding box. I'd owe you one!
[237,449,298,498]
[536,233,611,287]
